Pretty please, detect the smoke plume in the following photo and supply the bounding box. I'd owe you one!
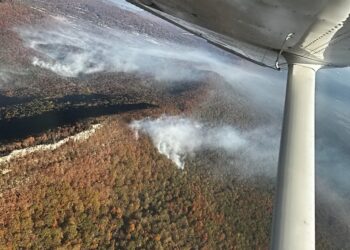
[130,116,247,169]
[15,13,283,104]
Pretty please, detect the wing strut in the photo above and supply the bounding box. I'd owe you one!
[271,63,320,250]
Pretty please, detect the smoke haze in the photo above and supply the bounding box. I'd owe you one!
[130,116,247,169]
[14,5,285,178]
[16,13,283,104]
[13,0,350,226]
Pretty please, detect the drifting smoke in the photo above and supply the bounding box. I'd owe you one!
[130,116,279,176]
[16,18,213,80]
[0,67,27,87]
[15,1,349,180]
[0,72,8,83]
[130,116,247,169]
[314,68,350,226]
[15,3,285,176]
[13,3,285,177]
[0,69,12,83]
[15,13,283,107]
[14,0,350,226]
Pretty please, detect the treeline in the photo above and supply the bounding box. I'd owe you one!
[0,118,274,249]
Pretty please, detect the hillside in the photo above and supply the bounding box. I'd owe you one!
[0,0,349,249]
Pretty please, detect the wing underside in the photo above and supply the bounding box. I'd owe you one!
[128,0,350,68]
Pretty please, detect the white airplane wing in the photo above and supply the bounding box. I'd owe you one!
[126,1,350,250]
[128,0,350,68]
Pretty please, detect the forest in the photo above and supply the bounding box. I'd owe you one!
[0,117,274,249]
[0,0,349,249]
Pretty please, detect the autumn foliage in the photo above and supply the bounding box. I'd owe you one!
[0,117,274,249]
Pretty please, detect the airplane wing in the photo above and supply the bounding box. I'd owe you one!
[128,0,350,68]
[126,1,350,250]
[127,0,284,69]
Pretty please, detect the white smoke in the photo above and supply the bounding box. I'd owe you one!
[0,67,27,86]
[15,0,350,196]
[130,116,247,169]
[9,0,350,236]
[15,15,283,102]
[14,4,285,176]
[0,69,12,83]
[16,18,206,79]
